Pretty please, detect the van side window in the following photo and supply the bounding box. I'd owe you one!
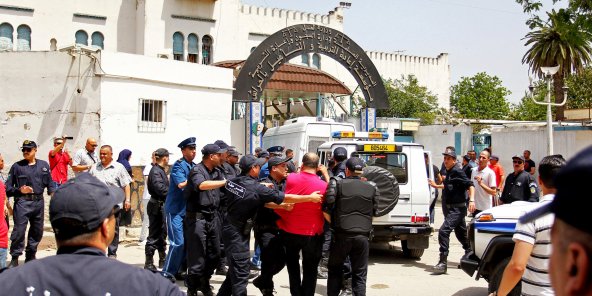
[362,153,408,184]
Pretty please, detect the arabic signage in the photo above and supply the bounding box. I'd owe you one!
[360,107,376,131]
[234,24,388,109]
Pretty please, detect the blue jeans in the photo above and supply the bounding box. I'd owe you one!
[0,248,7,269]
[162,212,185,276]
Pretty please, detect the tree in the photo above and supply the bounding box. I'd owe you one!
[520,7,592,120]
[565,66,592,110]
[377,75,439,124]
[509,82,549,121]
[449,72,511,120]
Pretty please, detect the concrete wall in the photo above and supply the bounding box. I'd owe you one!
[0,51,101,167]
[98,51,234,165]
[491,125,592,175]
[414,124,473,157]
[230,118,246,154]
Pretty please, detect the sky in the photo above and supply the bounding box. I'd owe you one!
[242,0,566,104]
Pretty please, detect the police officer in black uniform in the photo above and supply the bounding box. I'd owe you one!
[213,140,236,276]
[428,149,474,274]
[500,154,540,204]
[185,143,227,296]
[145,148,170,271]
[324,157,378,296]
[252,156,295,295]
[0,173,184,295]
[5,140,56,267]
[217,155,323,296]
[331,147,348,178]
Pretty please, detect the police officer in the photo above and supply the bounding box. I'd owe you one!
[185,143,227,296]
[0,173,184,295]
[319,146,349,282]
[213,140,236,275]
[6,140,56,267]
[331,147,348,178]
[500,154,540,204]
[227,147,241,175]
[217,155,322,296]
[257,150,271,180]
[161,137,196,282]
[252,156,295,295]
[428,149,474,274]
[324,157,379,296]
[145,148,170,271]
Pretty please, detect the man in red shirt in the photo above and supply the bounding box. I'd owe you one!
[0,152,9,268]
[48,137,72,186]
[488,155,505,192]
[275,152,328,296]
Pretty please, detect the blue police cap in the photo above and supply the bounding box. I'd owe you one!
[202,143,227,156]
[214,140,230,150]
[268,156,292,168]
[239,155,267,172]
[345,157,365,173]
[178,137,196,149]
[258,151,270,158]
[267,146,284,155]
[50,173,122,232]
[333,147,347,161]
[21,140,37,149]
[519,145,592,235]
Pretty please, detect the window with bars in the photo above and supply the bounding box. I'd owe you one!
[138,99,167,133]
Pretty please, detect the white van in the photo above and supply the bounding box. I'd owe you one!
[262,117,355,162]
[317,132,435,258]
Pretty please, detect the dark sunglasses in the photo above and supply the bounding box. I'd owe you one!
[91,144,98,147]
[513,160,523,164]
[21,148,33,153]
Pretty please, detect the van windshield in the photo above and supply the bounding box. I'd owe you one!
[359,152,408,184]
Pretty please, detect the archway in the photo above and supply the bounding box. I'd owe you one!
[234,24,388,109]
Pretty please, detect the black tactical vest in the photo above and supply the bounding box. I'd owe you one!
[333,178,375,235]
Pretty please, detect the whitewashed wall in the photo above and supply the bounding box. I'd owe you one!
[98,52,234,165]
[491,126,592,176]
[0,51,101,167]
[415,124,473,157]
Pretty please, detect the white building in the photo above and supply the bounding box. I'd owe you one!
[0,0,451,107]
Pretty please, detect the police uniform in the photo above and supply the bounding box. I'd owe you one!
[0,173,184,296]
[145,148,170,271]
[324,157,378,296]
[5,140,56,264]
[435,151,473,274]
[214,140,237,275]
[217,155,285,296]
[184,144,226,295]
[162,137,196,280]
[500,156,539,204]
[252,157,290,295]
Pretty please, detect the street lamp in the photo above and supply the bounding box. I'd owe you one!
[528,65,568,155]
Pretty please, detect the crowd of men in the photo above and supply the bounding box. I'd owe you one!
[0,136,591,296]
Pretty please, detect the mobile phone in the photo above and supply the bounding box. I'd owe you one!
[64,136,74,140]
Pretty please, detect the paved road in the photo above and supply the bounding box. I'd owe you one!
[33,204,488,295]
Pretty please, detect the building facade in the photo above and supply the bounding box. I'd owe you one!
[0,0,451,107]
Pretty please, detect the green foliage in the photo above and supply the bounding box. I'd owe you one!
[565,67,592,109]
[376,75,439,125]
[449,72,511,120]
[509,91,549,121]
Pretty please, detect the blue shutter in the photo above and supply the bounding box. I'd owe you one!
[0,23,14,50]
[188,34,198,54]
[16,25,31,51]
[312,53,320,69]
[301,53,309,66]
[173,32,184,54]
[75,30,88,46]
[91,32,104,49]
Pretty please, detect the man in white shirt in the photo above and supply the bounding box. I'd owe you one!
[140,152,156,244]
[71,138,99,176]
[470,150,497,216]
[493,154,566,296]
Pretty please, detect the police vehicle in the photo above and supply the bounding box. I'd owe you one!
[460,202,540,296]
[317,131,435,258]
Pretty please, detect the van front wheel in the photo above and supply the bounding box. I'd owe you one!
[401,240,425,259]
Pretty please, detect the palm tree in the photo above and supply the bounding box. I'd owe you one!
[522,8,592,120]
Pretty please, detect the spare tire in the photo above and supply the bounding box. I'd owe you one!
[362,166,399,217]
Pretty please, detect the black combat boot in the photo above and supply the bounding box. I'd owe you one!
[9,256,19,268]
[432,254,447,274]
[199,278,214,296]
[253,275,275,296]
[144,255,157,271]
[24,252,36,263]
[158,250,166,269]
[339,278,353,296]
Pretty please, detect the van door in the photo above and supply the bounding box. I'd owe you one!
[425,151,436,205]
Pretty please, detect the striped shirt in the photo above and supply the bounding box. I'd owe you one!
[513,194,554,296]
